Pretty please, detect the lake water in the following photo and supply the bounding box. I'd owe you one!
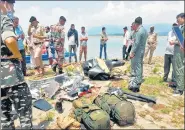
[68,36,167,61]
[27,36,167,66]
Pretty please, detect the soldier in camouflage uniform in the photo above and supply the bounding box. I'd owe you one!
[51,16,66,75]
[1,1,33,129]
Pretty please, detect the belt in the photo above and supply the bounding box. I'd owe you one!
[34,42,42,45]
[1,59,10,62]
[1,58,19,62]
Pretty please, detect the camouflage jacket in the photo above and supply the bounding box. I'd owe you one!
[1,15,25,89]
[50,23,65,46]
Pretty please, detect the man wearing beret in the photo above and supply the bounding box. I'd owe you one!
[170,13,184,95]
[1,0,33,129]
[129,17,148,92]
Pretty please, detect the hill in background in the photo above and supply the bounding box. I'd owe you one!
[88,23,172,36]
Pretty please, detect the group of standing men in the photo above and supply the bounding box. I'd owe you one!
[126,14,184,95]
[0,0,184,129]
[25,20,89,75]
[122,23,157,64]
[121,17,158,92]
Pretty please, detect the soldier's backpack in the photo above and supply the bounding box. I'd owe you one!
[94,93,135,126]
[73,98,111,130]
[73,98,92,109]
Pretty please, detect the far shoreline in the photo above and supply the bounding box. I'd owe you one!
[88,35,167,37]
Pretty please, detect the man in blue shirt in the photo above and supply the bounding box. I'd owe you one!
[13,16,26,76]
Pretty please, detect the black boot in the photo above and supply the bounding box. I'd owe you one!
[58,68,63,74]
[169,82,177,90]
[52,64,57,74]
[55,100,63,113]
[132,88,140,93]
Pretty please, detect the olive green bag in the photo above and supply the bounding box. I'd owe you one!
[73,98,111,130]
[74,104,111,130]
[94,93,135,126]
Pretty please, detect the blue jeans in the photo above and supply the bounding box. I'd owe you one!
[99,43,107,60]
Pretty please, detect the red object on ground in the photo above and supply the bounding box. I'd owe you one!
[78,89,92,97]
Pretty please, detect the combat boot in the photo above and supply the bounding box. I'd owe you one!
[58,68,63,74]
[52,64,57,75]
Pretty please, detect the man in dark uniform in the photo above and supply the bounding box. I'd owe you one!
[129,17,148,92]
[170,13,184,95]
[1,0,33,129]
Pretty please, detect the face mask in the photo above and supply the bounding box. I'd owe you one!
[7,11,14,20]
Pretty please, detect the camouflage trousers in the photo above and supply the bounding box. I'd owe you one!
[51,43,64,73]
[1,83,33,129]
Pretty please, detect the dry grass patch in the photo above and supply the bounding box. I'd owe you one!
[26,69,55,80]
[124,64,131,75]
[171,113,184,128]
[150,113,162,121]
[140,85,161,97]
[160,107,173,114]
[134,124,145,129]
[171,99,184,109]
[111,80,130,92]
[138,110,149,118]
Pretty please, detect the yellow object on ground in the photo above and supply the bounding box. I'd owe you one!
[96,58,110,73]
[57,115,80,129]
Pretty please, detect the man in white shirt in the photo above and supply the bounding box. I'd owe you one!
[122,26,130,60]
[68,24,78,63]
[163,23,177,82]
[79,26,88,62]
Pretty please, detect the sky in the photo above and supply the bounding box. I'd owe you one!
[14,1,184,33]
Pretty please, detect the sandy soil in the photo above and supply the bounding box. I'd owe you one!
[14,56,184,129]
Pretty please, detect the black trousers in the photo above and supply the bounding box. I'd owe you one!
[122,45,127,60]
[126,45,132,60]
[20,49,26,76]
[164,54,175,81]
